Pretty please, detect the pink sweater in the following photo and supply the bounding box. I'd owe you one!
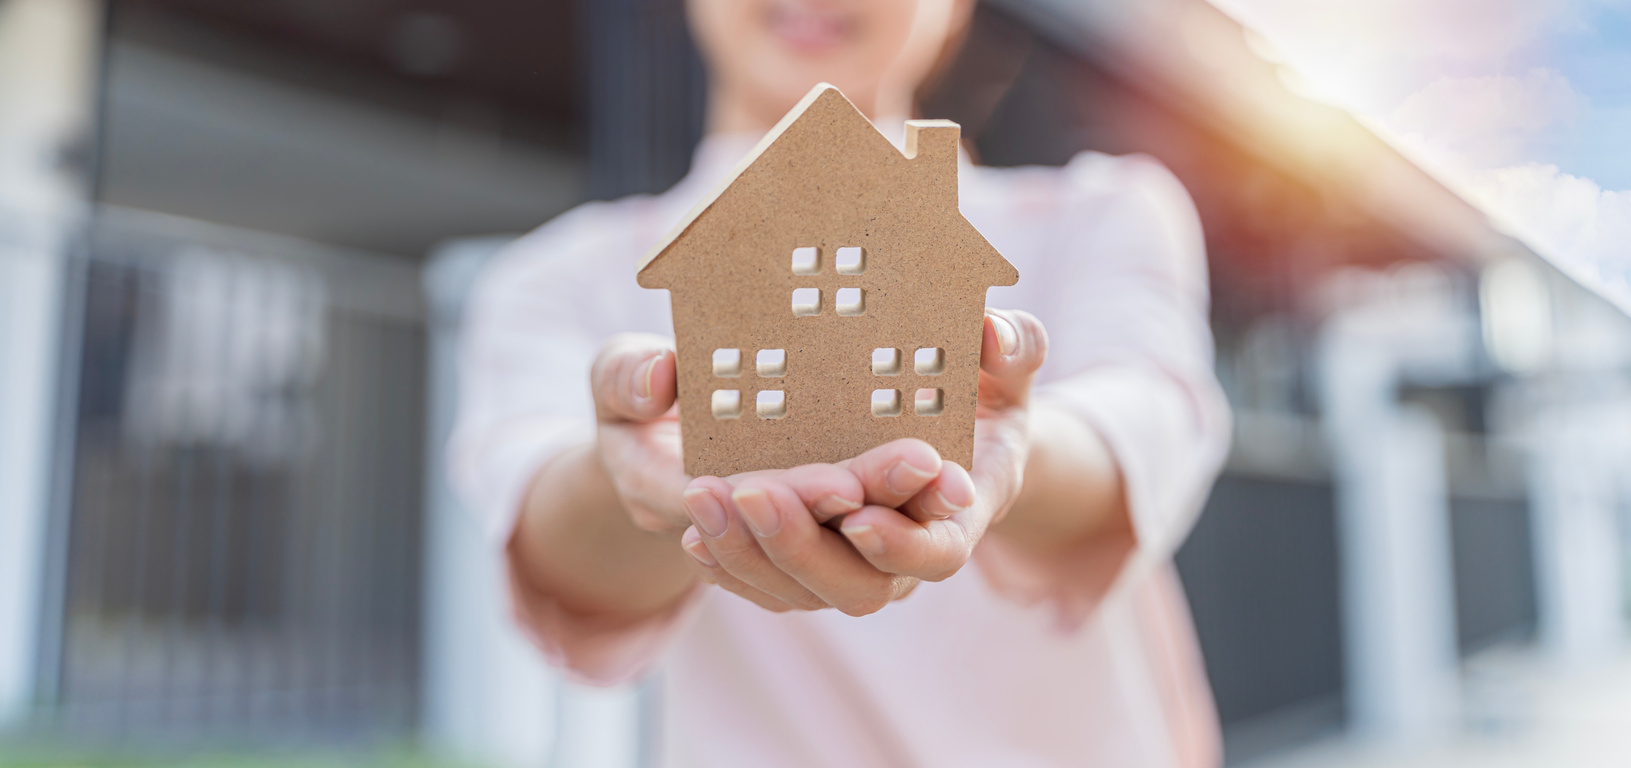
[450,131,1232,767]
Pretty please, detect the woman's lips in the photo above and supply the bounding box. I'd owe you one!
[768,4,852,54]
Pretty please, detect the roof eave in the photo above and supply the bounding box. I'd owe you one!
[637,83,842,283]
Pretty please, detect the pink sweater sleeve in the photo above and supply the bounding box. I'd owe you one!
[972,154,1232,628]
[447,210,703,686]
[503,552,707,686]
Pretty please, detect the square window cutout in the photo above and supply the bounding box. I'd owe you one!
[712,390,742,419]
[836,247,865,275]
[712,348,742,377]
[791,247,820,275]
[756,349,786,377]
[914,347,945,375]
[836,287,865,316]
[914,388,944,416]
[872,348,901,376]
[792,288,821,317]
[871,389,901,417]
[757,390,787,419]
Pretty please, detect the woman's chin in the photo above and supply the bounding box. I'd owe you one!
[766,5,854,56]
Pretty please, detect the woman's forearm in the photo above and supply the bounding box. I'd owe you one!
[509,443,699,619]
[990,402,1130,552]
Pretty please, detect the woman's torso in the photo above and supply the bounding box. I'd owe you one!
[491,132,1223,767]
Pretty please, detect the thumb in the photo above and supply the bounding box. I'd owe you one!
[591,333,677,422]
[978,309,1047,409]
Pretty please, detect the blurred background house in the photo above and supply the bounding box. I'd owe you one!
[1,0,1628,766]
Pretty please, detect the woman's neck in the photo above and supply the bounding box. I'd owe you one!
[705,82,913,136]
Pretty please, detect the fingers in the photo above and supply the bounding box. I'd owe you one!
[597,419,691,533]
[979,309,1048,410]
[729,463,865,525]
[729,477,908,617]
[591,333,676,422]
[681,478,825,610]
[839,439,944,509]
[681,450,964,614]
[899,460,976,523]
[681,470,912,617]
[681,527,800,613]
[840,505,977,582]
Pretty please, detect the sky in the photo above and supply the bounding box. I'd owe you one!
[1211,0,1631,303]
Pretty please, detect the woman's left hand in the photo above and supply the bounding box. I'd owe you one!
[677,309,1048,615]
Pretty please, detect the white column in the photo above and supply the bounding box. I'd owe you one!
[1331,403,1460,736]
[1528,395,1626,664]
[0,0,100,730]
[1319,280,1470,740]
[1524,276,1631,666]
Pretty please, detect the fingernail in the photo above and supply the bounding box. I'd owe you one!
[929,488,970,519]
[886,460,938,496]
[681,527,716,567]
[990,313,1018,357]
[731,487,782,537]
[634,355,657,401]
[814,494,862,516]
[844,524,885,556]
[683,487,728,538]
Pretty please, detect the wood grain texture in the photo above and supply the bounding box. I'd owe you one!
[640,84,1018,476]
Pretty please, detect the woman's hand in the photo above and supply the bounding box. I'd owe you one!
[840,309,1048,571]
[678,309,1049,615]
[678,439,959,614]
[589,333,690,536]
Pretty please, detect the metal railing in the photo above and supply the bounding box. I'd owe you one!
[33,207,427,744]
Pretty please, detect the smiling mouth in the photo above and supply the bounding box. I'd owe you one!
[767,2,853,54]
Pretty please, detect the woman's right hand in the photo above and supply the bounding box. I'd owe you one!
[586,333,951,617]
[589,333,692,536]
[587,334,937,556]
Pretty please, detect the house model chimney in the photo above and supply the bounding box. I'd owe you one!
[905,119,960,195]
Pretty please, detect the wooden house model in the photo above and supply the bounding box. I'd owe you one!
[638,83,1018,477]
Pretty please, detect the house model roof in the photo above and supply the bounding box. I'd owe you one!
[638,83,1016,287]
